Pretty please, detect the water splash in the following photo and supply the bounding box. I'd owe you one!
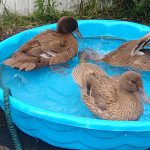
[13,74,28,84]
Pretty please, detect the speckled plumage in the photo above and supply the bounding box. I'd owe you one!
[72,63,144,121]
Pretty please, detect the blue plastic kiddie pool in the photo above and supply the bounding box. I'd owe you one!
[0,20,150,150]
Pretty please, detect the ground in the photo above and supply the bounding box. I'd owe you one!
[0,108,64,150]
[0,27,31,42]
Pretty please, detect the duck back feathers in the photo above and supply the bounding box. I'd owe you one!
[4,30,78,71]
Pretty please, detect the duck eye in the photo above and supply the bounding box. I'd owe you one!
[131,80,136,84]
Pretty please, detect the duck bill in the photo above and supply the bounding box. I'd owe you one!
[138,87,150,104]
[74,28,82,38]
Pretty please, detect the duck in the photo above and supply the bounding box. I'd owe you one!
[4,16,82,71]
[72,62,150,120]
[102,32,150,71]
[77,32,150,71]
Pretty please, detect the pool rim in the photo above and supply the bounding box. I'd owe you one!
[0,19,150,132]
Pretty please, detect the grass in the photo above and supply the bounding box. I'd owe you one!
[0,0,149,41]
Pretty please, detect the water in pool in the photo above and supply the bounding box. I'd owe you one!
[1,37,150,120]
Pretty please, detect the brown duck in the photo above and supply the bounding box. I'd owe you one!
[72,63,150,120]
[102,32,150,71]
[4,16,82,71]
[78,32,150,71]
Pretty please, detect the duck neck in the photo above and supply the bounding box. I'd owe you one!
[56,26,71,35]
[117,83,143,119]
[117,84,139,102]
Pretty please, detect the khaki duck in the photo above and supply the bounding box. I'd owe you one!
[102,32,150,71]
[78,32,150,71]
[72,63,150,120]
[4,16,82,71]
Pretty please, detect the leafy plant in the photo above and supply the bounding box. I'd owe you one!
[113,0,136,17]
[76,0,100,18]
[0,0,150,33]
[33,0,61,23]
[134,0,150,23]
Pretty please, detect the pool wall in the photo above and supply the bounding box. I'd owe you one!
[0,20,150,150]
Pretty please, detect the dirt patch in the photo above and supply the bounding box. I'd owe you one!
[0,27,30,42]
[0,109,6,128]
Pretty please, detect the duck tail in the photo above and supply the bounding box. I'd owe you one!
[136,32,150,49]
[4,58,36,71]
[4,54,37,71]
[140,32,150,43]
[131,32,150,56]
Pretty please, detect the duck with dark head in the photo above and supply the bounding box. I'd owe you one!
[4,16,82,71]
[57,16,82,37]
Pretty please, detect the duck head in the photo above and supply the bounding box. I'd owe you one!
[78,48,103,64]
[56,16,82,38]
[119,71,150,104]
[78,49,91,64]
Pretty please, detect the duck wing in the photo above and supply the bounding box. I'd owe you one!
[102,40,139,65]
[4,30,78,70]
[81,71,118,119]
[23,30,77,65]
[102,33,150,64]
[131,32,150,56]
[21,30,67,57]
[84,71,118,110]
[72,63,107,87]
[72,63,118,111]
